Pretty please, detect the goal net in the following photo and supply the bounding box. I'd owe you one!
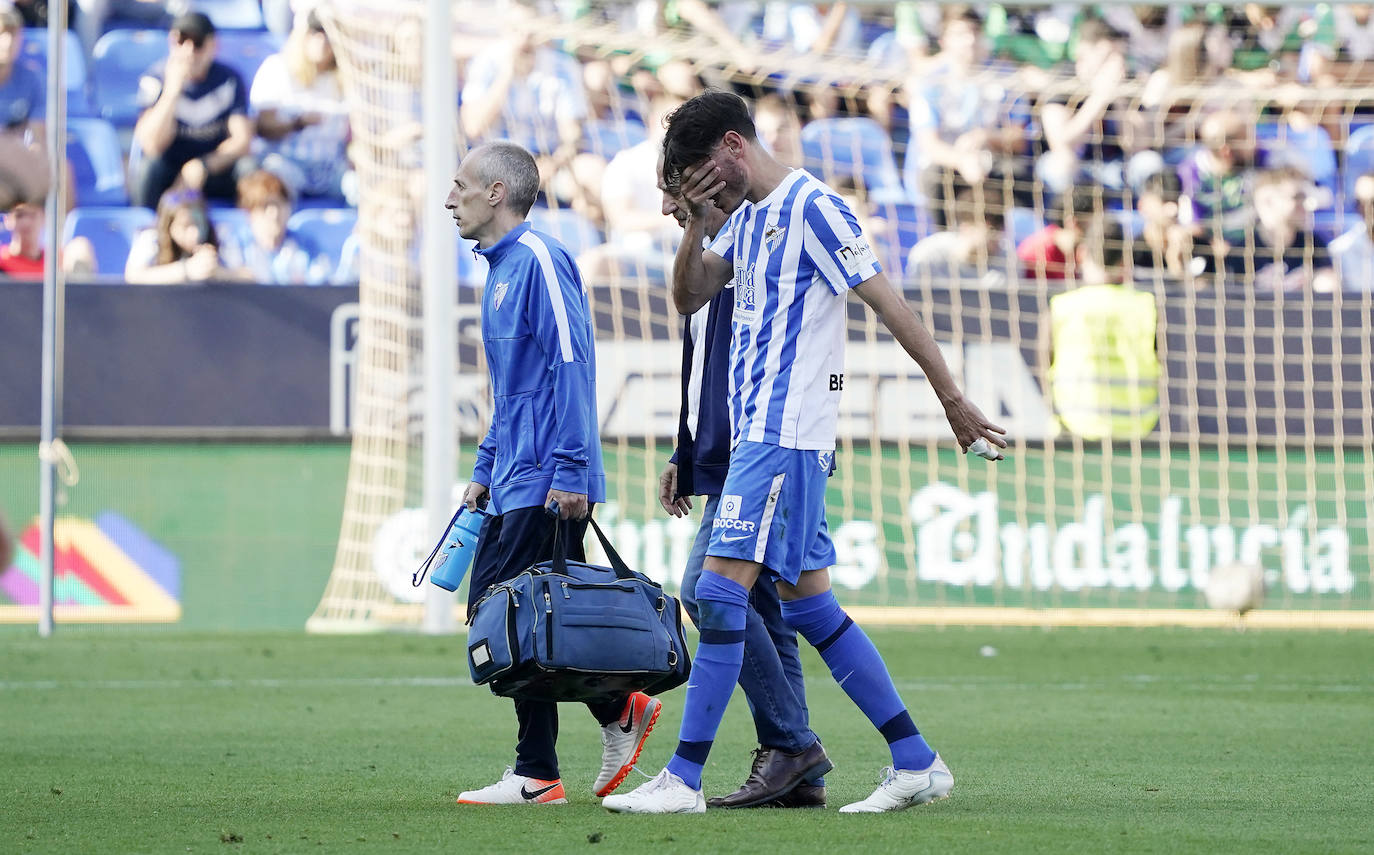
[306,2,435,630]
[310,1,1373,632]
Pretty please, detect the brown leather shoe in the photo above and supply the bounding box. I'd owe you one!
[768,783,827,808]
[705,741,833,809]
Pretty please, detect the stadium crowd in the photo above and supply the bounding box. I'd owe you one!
[2,0,1374,294]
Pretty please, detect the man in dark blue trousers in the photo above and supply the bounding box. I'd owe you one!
[448,141,661,806]
[656,166,828,809]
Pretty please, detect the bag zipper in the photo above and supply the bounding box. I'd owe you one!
[544,589,553,659]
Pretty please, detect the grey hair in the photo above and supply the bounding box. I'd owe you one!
[471,142,540,217]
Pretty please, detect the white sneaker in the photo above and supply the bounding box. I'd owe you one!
[593,692,662,796]
[456,767,568,805]
[602,769,706,814]
[838,755,954,813]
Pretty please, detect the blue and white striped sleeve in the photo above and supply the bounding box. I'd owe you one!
[802,191,882,294]
[706,209,740,262]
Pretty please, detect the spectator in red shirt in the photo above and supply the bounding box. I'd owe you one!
[0,200,96,279]
[1017,186,1102,281]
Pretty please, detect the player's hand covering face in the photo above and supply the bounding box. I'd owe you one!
[660,163,727,238]
[676,158,735,217]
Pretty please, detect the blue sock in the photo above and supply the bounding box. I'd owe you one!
[665,570,749,790]
[781,590,937,771]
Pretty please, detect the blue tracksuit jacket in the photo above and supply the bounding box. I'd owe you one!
[470,223,606,514]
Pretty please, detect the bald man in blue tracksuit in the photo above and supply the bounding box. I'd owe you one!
[447,142,661,806]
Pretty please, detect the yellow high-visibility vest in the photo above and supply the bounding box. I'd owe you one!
[1049,284,1160,440]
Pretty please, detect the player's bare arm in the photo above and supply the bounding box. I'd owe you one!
[670,160,733,314]
[853,272,1007,452]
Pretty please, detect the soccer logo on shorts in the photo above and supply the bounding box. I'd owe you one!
[719,495,743,519]
[818,451,833,472]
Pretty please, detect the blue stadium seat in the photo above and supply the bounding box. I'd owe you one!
[333,233,359,284]
[66,118,129,207]
[62,206,155,278]
[1007,207,1044,247]
[801,117,906,204]
[91,29,169,127]
[1115,208,1145,240]
[1343,125,1374,210]
[287,208,357,269]
[210,207,251,249]
[214,30,284,89]
[901,135,923,205]
[584,119,648,159]
[866,31,901,67]
[526,207,603,258]
[871,201,933,276]
[1256,121,1337,198]
[20,28,91,116]
[186,0,266,30]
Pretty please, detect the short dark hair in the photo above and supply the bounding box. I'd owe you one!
[171,11,215,47]
[1085,218,1127,272]
[951,185,1004,231]
[941,5,982,32]
[1255,164,1308,191]
[1140,170,1181,205]
[1076,18,1126,48]
[1058,185,1103,226]
[472,142,540,217]
[661,90,758,194]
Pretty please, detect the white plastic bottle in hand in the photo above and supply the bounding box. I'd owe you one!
[968,438,1004,461]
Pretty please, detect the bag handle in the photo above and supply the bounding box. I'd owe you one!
[549,511,638,582]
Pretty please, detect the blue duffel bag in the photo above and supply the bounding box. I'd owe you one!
[466,516,691,702]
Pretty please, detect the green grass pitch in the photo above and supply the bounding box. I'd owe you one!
[3,626,1372,854]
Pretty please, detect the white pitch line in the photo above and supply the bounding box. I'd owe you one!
[0,674,1368,694]
[0,676,476,691]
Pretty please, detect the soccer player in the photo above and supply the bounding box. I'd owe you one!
[657,162,830,809]
[604,91,1006,815]
[446,141,661,806]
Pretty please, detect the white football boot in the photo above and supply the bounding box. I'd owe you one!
[838,755,954,813]
[593,692,662,796]
[456,768,568,805]
[602,769,706,814]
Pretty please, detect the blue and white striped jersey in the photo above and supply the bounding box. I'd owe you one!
[708,169,882,450]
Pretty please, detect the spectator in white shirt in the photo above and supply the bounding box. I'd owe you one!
[1331,172,1374,293]
[251,8,353,204]
[580,96,683,283]
[461,31,605,225]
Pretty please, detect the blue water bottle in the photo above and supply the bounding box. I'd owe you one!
[414,506,489,592]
